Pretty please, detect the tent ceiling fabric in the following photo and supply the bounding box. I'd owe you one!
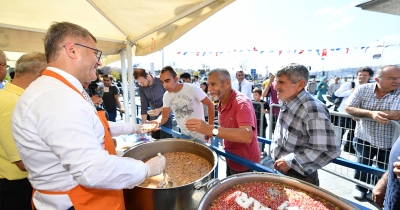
[0,0,235,66]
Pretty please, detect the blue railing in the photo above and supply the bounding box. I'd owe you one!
[134,104,385,178]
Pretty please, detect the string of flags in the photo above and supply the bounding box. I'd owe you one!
[175,44,400,59]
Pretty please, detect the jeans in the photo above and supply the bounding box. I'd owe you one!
[353,137,391,192]
[107,110,117,122]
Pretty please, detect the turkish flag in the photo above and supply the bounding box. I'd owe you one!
[196,52,199,56]
[298,50,304,54]
[278,50,283,56]
[253,47,258,51]
[322,49,327,57]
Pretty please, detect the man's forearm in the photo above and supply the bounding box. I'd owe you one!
[345,106,372,118]
[141,114,147,124]
[216,126,253,143]
[383,110,400,120]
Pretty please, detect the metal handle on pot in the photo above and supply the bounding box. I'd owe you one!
[194,178,220,190]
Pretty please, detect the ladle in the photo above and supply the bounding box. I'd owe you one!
[158,153,173,188]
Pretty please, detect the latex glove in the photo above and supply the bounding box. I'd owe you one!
[144,155,166,177]
[133,124,143,134]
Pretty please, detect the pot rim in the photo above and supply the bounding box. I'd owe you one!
[124,138,218,189]
[198,172,359,210]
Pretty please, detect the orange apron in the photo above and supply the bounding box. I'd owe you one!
[31,70,125,210]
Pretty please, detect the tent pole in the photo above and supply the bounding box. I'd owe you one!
[120,49,130,122]
[126,42,136,123]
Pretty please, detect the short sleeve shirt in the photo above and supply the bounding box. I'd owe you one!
[347,83,400,148]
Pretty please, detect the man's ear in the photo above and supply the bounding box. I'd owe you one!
[64,43,78,60]
[297,79,306,91]
[174,76,179,83]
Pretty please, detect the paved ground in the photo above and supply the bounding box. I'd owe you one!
[116,96,379,210]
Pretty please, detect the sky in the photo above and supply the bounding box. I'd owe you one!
[108,0,400,76]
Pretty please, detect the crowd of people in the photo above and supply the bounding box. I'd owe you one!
[0,21,399,209]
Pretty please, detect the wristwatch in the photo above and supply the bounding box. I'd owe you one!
[212,125,219,137]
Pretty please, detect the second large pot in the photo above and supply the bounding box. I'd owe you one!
[123,138,217,210]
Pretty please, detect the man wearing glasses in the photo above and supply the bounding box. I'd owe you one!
[0,50,9,89]
[12,22,165,210]
[346,65,400,200]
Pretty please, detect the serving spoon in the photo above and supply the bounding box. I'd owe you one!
[157,153,173,188]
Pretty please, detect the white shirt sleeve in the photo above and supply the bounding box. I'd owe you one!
[12,81,146,192]
[109,122,136,136]
[334,82,352,97]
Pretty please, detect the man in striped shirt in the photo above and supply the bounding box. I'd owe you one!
[346,65,400,200]
[271,63,341,186]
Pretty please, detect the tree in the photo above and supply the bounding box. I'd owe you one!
[111,69,121,81]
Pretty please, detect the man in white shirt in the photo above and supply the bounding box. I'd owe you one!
[11,21,165,210]
[152,66,215,141]
[335,67,373,155]
[232,70,253,99]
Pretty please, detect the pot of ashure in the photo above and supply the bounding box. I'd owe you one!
[123,138,217,210]
[197,172,359,210]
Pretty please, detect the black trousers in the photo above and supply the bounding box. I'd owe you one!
[0,178,32,210]
[226,163,253,177]
[287,169,320,186]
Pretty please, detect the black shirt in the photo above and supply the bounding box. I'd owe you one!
[102,85,119,112]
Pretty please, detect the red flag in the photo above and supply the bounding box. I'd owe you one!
[322,49,327,57]
[278,50,283,56]
[298,50,304,54]
[216,52,219,56]
[196,52,199,56]
[346,48,349,53]
[177,52,181,54]
[253,47,258,51]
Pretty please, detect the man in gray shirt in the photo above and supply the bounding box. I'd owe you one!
[134,68,173,139]
[307,78,317,95]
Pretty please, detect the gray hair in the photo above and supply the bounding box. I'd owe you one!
[208,68,231,84]
[376,65,400,78]
[0,50,6,62]
[276,63,309,84]
[15,52,47,76]
[44,22,97,63]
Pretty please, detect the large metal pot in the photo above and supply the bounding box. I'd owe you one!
[197,172,359,210]
[123,138,217,210]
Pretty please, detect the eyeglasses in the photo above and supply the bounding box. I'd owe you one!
[0,63,10,69]
[63,43,102,61]
[380,77,400,81]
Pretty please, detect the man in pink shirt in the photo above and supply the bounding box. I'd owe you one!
[186,68,261,175]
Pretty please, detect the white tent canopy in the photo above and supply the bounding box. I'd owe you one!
[0,0,235,122]
[0,0,235,65]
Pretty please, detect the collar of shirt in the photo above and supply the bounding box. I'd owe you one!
[283,89,307,112]
[46,67,84,93]
[373,83,400,95]
[4,82,24,95]
[217,89,237,112]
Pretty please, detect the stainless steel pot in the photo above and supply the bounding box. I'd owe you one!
[197,172,359,210]
[123,138,217,210]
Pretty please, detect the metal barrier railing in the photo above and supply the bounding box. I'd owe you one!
[133,103,399,191]
[252,101,266,153]
[268,103,399,190]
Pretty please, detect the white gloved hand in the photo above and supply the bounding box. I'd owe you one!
[134,124,143,134]
[144,155,166,177]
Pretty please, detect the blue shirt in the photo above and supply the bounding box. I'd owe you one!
[384,136,400,209]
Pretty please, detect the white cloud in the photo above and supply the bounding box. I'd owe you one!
[314,7,335,16]
[327,16,355,30]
